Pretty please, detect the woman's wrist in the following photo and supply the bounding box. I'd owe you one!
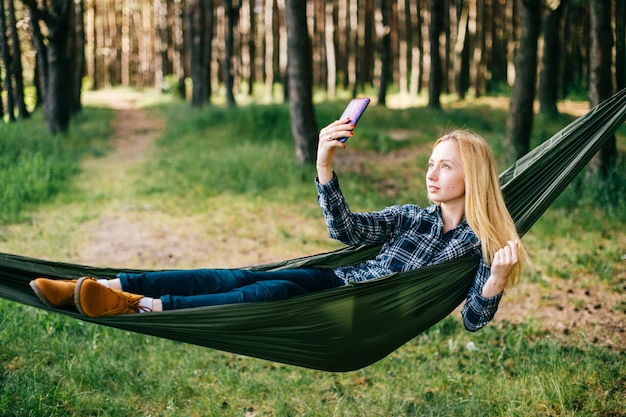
[316,164,333,185]
[481,274,507,298]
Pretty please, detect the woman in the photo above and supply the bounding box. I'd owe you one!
[30,118,525,332]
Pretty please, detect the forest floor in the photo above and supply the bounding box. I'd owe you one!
[77,90,625,352]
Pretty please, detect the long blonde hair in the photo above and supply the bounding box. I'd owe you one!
[433,129,527,286]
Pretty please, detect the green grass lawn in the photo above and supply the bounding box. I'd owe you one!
[0,90,624,416]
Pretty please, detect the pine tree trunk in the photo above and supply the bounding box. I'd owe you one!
[428,0,443,108]
[614,0,624,91]
[589,0,616,174]
[188,0,207,107]
[0,0,16,121]
[454,0,469,99]
[505,0,541,159]
[264,0,274,99]
[285,0,317,165]
[539,1,566,115]
[7,0,30,119]
[71,0,85,114]
[377,0,391,106]
[224,0,238,107]
[325,1,337,99]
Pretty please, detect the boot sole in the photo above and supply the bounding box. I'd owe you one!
[29,280,55,309]
[74,277,90,316]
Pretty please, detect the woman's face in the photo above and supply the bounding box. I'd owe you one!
[426,140,466,205]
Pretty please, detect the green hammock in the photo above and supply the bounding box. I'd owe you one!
[1,89,625,372]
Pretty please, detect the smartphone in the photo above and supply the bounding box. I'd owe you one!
[337,98,370,142]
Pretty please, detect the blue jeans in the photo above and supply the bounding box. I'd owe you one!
[117,268,342,310]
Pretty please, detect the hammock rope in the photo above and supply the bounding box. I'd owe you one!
[1,88,625,372]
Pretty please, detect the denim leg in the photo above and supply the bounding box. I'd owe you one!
[118,269,262,297]
[162,279,311,309]
[117,268,342,310]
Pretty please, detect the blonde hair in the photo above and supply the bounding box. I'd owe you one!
[433,129,527,287]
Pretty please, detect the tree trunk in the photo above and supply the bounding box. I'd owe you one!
[454,0,470,99]
[614,0,625,91]
[539,0,566,115]
[71,0,85,114]
[174,0,186,98]
[25,0,73,134]
[397,0,408,95]
[471,0,486,97]
[285,0,317,165]
[245,0,256,95]
[204,0,213,100]
[0,0,15,122]
[28,6,47,101]
[409,0,422,95]
[45,6,73,133]
[0,72,3,119]
[187,0,207,107]
[377,0,391,106]
[504,0,541,160]
[589,0,616,175]
[264,0,274,99]
[223,0,238,107]
[324,2,337,99]
[428,0,443,108]
[7,0,29,119]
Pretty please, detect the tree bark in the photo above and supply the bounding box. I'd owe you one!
[0,0,15,121]
[7,0,29,119]
[589,0,615,175]
[285,0,317,165]
[25,0,73,134]
[377,0,391,106]
[264,0,274,99]
[71,0,85,114]
[539,0,566,115]
[428,0,443,108]
[454,0,470,99]
[223,0,238,107]
[187,0,207,107]
[614,0,624,91]
[324,1,336,99]
[504,0,541,160]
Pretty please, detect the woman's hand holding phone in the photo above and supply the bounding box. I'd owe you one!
[316,98,370,184]
[337,98,370,142]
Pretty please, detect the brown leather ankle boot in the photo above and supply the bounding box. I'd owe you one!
[30,278,78,309]
[75,277,149,317]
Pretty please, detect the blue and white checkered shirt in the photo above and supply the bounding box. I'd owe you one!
[316,173,502,332]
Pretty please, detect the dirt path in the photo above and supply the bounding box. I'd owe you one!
[75,92,625,351]
[75,91,176,269]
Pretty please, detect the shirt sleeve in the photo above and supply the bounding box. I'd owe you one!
[461,259,503,332]
[315,172,403,246]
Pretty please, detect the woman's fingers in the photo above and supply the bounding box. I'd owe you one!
[319,119,354,143]
[492,241,520,276]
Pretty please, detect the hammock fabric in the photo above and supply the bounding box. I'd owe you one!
[1,88,625,372]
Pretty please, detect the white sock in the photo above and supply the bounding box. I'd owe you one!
[97,279,110,288]
[138,297,154,313]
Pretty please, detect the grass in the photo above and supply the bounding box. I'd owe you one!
[1,302,624,416]
[0,90,625,416]
[0,108,113,224]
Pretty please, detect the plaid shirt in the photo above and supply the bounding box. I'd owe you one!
[316,173,502,332]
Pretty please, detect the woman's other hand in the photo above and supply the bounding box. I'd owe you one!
[481,240,520,298]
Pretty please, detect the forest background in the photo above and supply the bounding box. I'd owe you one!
[1,0,624,166]
[1,0,626,415]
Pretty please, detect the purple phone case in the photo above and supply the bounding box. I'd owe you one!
[338,98,370,142]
